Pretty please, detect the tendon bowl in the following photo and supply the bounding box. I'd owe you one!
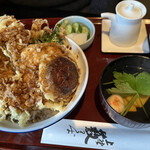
[55,15,95,50]
[99,55,150,128]
[0,38,89,133]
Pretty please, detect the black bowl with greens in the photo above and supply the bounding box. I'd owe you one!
[99,55,150,128]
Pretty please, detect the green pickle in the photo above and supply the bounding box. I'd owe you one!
[60,20,91,40]
[65,24,74,35]
[72,22,82,33]
[81,25,90,39]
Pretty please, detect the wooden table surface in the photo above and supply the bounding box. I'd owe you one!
[0,17,150,150]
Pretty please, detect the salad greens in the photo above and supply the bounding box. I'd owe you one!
[32,31,64,44]
[105,71,150,117]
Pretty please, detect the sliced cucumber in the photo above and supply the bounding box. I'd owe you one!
[65,24,74,35]
[81,25,90,39]
[72,22,82,33]
[64,21,91,39]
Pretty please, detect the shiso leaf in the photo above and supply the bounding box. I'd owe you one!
[136,72,150,96]
[107,82,137,95]
[113,71,136,90]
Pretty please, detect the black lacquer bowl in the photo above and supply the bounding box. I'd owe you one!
[99,55,150,128]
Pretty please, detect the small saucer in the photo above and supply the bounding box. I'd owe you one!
[101,19,150,53]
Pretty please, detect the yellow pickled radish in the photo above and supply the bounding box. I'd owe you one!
[123,98,137,112]
[124,95,149,108]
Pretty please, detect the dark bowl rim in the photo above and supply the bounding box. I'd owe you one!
[99,55,150,126]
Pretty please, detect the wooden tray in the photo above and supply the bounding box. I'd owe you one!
[0,17,149,150]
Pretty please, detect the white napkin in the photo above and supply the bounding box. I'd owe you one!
[41,119,150,150]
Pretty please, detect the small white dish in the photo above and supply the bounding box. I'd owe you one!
[101,19,150,53]
[55,16,95,50]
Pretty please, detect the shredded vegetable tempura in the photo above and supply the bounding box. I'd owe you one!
[0,15,79,127]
